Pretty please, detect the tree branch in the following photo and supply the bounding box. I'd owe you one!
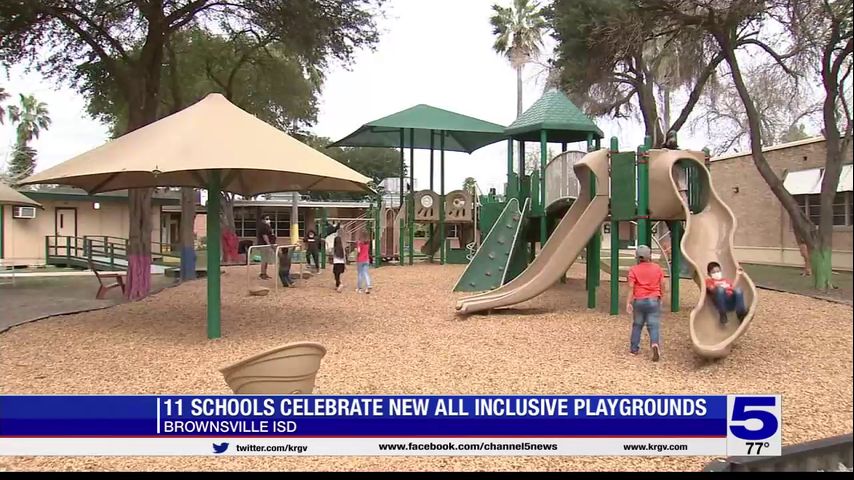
[669,52,725,132]
[58,4,131,62]
[737,38,799,76]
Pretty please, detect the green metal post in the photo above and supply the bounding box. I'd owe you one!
[518,142,526,202]
[399,128,405,215]
[110,244,115,269]
[429,129,435,262]
[206,170,222,339]
[408,128,414,266]
[374,196,382,268]
[586,133,598,308]
[637,136,651,247]
[539,129,548,248]
[670,220,682,312]
[506,139,513,195]
[66,236,71,260]
[44,236,49,264]
[440,131,446,265]
[609,136,620,315]
[320,207,327,269]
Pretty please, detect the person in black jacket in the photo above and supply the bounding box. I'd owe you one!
[304,229,320,272]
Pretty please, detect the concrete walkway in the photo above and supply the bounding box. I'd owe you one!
[0,274,177,333]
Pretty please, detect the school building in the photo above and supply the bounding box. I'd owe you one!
[709,136,853,271]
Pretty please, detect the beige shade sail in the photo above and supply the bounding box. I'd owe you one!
[20,93,372,196]
[0,183,42,208]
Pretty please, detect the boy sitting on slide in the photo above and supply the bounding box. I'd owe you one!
[705,262,748,325]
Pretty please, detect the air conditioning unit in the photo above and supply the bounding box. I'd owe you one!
[12,206,37,219]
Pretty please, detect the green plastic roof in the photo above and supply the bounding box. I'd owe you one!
[505,89,603,143]
[330,104,506,154]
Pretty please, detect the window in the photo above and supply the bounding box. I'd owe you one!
[795,192,853,227]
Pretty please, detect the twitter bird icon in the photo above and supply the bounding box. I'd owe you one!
[212,442,229,454]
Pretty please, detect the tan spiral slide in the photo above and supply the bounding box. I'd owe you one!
[646,149,757,358]
[455,149,610,314]
[455,148,757,359]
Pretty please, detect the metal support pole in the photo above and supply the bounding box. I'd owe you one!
[670,220,682,312]
[206,170,222,339]
[408,128,414,266]
[440,131,446,265]
[518,141,526,202]
[539,129,548,248]
[399,128,405,213]
[637,136,651,247]
[429,129,435,262]
[586,133,598,308]
[320,207,327,269]
[609,136,620,315]
[0,205,4,259]
[374,196,382,268]
[506,139,513,196]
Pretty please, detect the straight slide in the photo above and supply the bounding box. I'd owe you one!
[455,150,610,314]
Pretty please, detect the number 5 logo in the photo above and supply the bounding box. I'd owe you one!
[729,397,779,440]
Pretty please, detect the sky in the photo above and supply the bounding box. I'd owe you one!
[0,0,698,194]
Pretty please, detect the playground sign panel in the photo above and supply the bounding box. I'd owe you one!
[0,394,781,457]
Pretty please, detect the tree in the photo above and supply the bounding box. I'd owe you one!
[462,177,477,194]
[549,0,723,145]
[5,93,51,183]
[301,135,404,201]
[691,65,820,153]
[0,0,384,300]
[637,0,852,289]
[490,0,549,117]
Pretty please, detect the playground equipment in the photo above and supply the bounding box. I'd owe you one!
[220,341,326,394]
[414,189,477,260]
[455,143,759,359]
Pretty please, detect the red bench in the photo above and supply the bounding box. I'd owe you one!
[89,259,126,299]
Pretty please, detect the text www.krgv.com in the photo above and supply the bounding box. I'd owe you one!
[378,442,558,452]
[622,443,689,453]
[235,444,309,453]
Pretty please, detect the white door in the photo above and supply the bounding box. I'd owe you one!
[55,208,77,237]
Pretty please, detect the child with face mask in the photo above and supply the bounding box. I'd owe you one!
[705,261,748,325]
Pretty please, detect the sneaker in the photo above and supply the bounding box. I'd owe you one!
[336,284,344,293]
[737,311,747,322]
[259,274,271,280]
[365,288,371,294]
[719,312,729,325]
[630,349,639,356]
[651,344,660,362]
[356,288,362,293]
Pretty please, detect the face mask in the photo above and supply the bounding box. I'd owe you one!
[711,272,723,280]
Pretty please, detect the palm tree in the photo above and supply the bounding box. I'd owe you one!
[490,0,548,117]
[7,94,52,143]
[6,94,51,182]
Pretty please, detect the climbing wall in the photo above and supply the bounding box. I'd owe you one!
[452,198,525,292]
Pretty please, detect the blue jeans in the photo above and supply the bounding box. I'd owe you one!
[357,262,371,290]
[712,287,747,316]
[631,298,661,352]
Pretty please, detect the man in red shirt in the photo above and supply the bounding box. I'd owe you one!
[705,261,747,325]
[626,245,666,361]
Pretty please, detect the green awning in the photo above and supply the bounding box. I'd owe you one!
[330,104,507,153]
[505,89,603,143]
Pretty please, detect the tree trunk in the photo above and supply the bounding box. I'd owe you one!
[516,64,523,117]
[714,32,818,256]
[124,16,166,300]
[179,187,196,281]
[813,30,851,290]
[635,58,663,147]
[662,86,672,132]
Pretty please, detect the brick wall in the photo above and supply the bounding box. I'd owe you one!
[709,138,852,267]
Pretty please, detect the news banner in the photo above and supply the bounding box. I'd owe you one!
[0,395,781,457]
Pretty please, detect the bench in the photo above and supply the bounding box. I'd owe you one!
[88,259,126,299]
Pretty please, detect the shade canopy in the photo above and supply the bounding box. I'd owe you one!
[505,89,603,143]
[21,93,372,196]
[0,183,42,208]
[330,104,506,153]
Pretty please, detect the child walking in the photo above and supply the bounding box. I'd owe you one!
[626,245,666,362]
[356,231,372,294]
[332,235,346,293]
[278,247,294,287]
